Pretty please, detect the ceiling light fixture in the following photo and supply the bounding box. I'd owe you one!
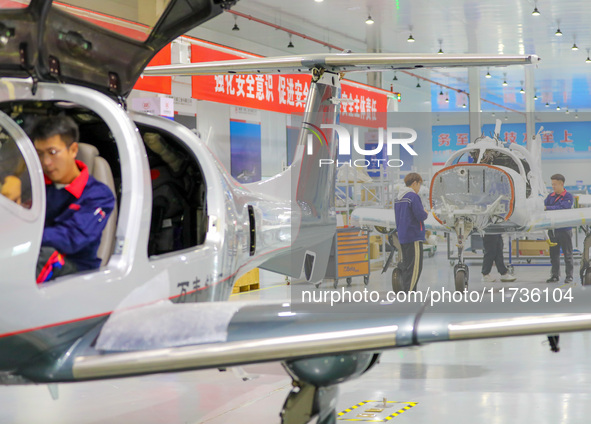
[287,34,294,48]
[586,49,591,63]
[545,102,549,107]
[555,28,562,36]
[556,105,561,110]
[314,0,324,2]
[416,80,421,88]
[462,103,466,108]
[437,38,443,54]
[532,6,540,16]
[519,81,525,93]
[365,15,374,25]
[534,94,538,100]
[407,33,415,42]
[502,73,507,86]
[439,89,443,96]
[438,48,443,54]
[393,72,398,81]
[232,16,239,31]
[572,43,579,51]
[485,69,491,78]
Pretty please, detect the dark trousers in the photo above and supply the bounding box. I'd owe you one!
[482,234,508,275]
[401,241,423,291]
[549,229,573,279]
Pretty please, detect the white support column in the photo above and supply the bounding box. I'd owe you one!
[524,66,535,150]
[468,68,482,143]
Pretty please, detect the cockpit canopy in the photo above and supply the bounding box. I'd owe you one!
[449,146,529,177]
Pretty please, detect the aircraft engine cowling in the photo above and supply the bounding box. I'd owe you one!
[430,164,516,229]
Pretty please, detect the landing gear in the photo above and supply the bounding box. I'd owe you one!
[579,228,591,286]
[382,230,405,292]
[454,264,469,292]
[391,266,403,292]
[452,218,473,292]
[281,353,376,424]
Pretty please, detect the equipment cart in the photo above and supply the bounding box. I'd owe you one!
[325,227,370,288]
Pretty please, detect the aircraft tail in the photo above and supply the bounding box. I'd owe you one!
[258,71,340,282]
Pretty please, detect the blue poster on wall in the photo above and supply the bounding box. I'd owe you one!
[231,120,262,183]
[286,126,299,166]
[365,142,386,177]
[432,121,591,164]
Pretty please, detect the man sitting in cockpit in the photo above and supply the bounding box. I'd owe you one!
[33,116,114,283]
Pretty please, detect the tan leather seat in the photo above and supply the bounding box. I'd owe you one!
[76,143,118,266]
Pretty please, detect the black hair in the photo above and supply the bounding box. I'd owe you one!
[550,173,565,183]
[30,115,79,147]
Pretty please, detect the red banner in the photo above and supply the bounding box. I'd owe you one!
[190,44,387,127]
[134,44,172,95]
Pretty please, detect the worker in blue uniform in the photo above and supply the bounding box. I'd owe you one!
[394,172,428,292]
[33,116,114,283]
[544,173,574,284]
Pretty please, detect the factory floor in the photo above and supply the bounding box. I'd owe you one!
[1,235,590,424]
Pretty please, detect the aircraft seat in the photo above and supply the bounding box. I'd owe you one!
[76,143,118,266]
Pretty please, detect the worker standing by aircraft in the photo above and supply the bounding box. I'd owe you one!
[481,235,517,282]
[544,174,574,284]
[394,172,428,292]
[33,116,114,283]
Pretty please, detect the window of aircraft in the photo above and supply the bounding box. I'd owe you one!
[0,133,32,208]
[136,124,207,257]
[0,100,121,280]
[451,151,476,165]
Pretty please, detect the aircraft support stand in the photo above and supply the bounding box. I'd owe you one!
[453,218,472,291]
[579,227,591,286]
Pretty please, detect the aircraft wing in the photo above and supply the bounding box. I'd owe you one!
[350,207,447,232]
[143,53,539,76]
[20,292,591,382]
[524,207,591,233]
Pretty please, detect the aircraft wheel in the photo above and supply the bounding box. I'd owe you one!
[363,275,369,286]
[584,269,591,286]
[346,277,352,286]
[455,269,468,292]
[392,267,404,292]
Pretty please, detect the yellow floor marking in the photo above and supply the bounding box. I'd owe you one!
[337,401,418,422]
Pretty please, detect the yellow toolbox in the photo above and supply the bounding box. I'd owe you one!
[325,227,370,287]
